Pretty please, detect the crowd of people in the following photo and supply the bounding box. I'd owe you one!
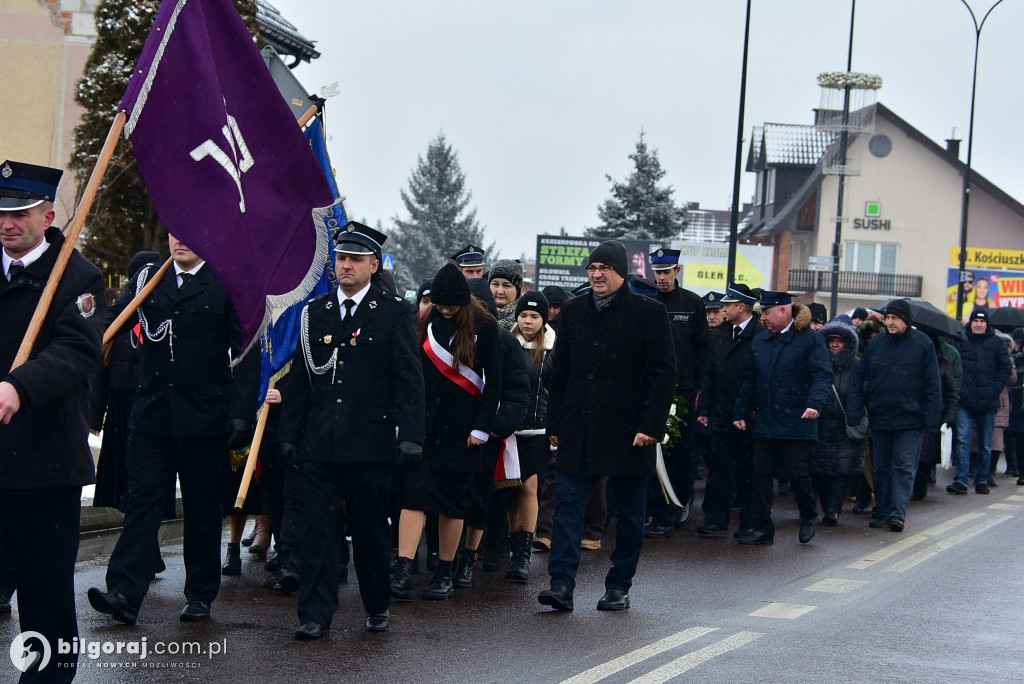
[3,158,1023,680]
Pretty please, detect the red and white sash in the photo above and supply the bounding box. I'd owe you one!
[494,435,522,487]
[423,323,485,400]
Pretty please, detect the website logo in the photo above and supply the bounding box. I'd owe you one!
[10,632,51,673]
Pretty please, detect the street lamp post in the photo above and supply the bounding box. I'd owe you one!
[726,0,752,286]
[955,0,1005,322]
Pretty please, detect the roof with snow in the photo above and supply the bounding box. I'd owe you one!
[256,0,319,64]
[747,123,836,171]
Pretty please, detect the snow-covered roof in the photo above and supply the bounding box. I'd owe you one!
[256,0,319,64]
[749,123,835,169]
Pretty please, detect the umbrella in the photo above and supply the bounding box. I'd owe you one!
[986,306,1024,332]
[877,299,964,340]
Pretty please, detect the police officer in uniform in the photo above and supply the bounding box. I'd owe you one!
[452,244,486,279]
[1,160,105,681]
[89,234,257,624]
[645,248,708,535]
[278,222,425,638]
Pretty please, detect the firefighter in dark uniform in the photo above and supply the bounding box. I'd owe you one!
[1,161,105,682]
[644,248,709,536]
[278,222,425,638]
[89,233,257,624]
[452,244,486,279]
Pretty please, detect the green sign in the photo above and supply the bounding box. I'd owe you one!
[865,201,881,217]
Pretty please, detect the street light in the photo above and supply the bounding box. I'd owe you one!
[955,0,1006,322]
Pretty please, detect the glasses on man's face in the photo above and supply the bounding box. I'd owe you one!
[586,265,614,274]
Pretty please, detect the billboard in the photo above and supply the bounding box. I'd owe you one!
[946,246,1024,322]
[535,235,773,294]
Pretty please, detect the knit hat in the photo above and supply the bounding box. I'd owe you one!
[968,308,988,324]
[587,240,628,278]
[415,278,433,302]
[1011,328,1024,346]
[879,298,913,325]
[430,263,471,306]
[808,302,828,324]
[852,307,869,320]
[541,285,569,307]
[489,259,524,297]
[515,290,550,322]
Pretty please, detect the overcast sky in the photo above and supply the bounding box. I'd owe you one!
[268,0,1024,261]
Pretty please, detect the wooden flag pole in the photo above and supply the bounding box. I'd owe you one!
[11,110,127,371]
[234,387,272,511]
[102,256,174,346]
[297,100,322,128]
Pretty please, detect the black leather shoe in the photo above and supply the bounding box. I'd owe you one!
[222,543,241,576]
[265,552,281,573]
[696,524,727,537]
[672,503,691,528]
[538,585,574,612]
[888,516,905,532]
[596,588,630,611]
[822,512,839,527]
[869,517,889,528]
[732,527,754,539]
[365,611,390,632]
[975,483,990,494]
[738,530,774,545]
[275,566,300,595]
[295,622,327,640]
[390,557,414,600]
[263,569,283,590]
[88,587,138,625]
[799,518,816,544]
[422,571,454,601]
[179,599,210,622]
[643,521,672,538]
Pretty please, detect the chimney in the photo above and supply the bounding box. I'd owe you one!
[945,138,961,159]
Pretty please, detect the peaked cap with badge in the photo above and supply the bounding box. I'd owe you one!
[702,291,725,309]
[452,244,485,268]
[0,160,62,211]
[335,221,387,257]
[649,248,681,271]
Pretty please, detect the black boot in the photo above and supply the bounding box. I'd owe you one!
[505,531,533,584]
[423,560,454,600]
[221,543,241,576]
[452,549,479,589]
[390,556,414,600]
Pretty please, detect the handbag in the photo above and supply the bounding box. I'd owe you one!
[832,384,870,441]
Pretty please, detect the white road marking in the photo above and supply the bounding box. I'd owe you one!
[986,503,1020,511]
[804,578,869,593]
[1005,495,1024,503]
[749,602,816,619]
[887,514,1012,573]
[626,632,765,684]
[846,511,986,569]
[559,627,717,684]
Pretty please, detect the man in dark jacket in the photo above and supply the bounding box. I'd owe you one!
[947,309,1012,494]
[90,234,258,625]
[643,248,708,536]
[846,299,941,530]
[539,240,675,612]
[733,292,832,545]
[697,284,762,537]
[278,223,425,637]
[0,160,106,680]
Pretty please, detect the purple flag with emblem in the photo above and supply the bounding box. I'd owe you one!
[119,0,335,357]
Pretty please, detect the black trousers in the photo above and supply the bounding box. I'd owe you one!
[106,434,224,610]
[0,486,81,683]
[299,461,392,626]
[265,462,304,566]
[702,428,752,530]
[750,438,818,536]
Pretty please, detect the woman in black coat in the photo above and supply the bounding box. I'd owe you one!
[392,264,502,601]
[811,321,865,526]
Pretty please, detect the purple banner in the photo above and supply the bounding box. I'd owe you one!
[119,0,335,356]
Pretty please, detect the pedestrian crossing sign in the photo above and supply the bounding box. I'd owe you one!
[383,253,395,272]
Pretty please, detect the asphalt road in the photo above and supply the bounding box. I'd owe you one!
[2,468,1022,683]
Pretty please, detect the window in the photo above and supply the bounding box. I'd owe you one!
[844,242,898,274]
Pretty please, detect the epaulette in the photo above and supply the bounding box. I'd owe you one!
[308,293,331,304]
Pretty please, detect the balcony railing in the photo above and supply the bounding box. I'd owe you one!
[788,269,922,298]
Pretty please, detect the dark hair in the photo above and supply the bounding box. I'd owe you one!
[416,297,495,370]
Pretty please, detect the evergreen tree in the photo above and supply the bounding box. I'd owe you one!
[70,0,260,278]
[586,132,686,241]
[391,133,491,292]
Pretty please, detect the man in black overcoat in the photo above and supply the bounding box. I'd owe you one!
[539,240,675,612]
[89,234,257,624]
[697,284,762,537]
[278,222,425,637]
[0,160,106,681]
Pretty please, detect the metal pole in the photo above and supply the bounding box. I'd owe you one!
[956,0,1005,322]
[829,0,856,320]
[727,0,752,285]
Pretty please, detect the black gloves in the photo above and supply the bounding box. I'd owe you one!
[277,442,301,472]
[227,418,255,450]
[396,441,423,468]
